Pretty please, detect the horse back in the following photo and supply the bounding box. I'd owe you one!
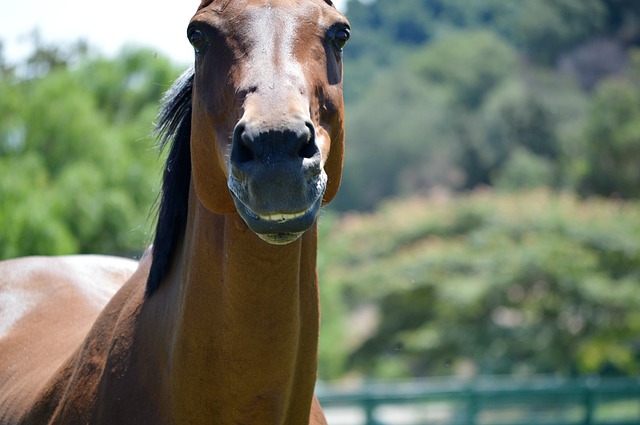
[0,255,137,424]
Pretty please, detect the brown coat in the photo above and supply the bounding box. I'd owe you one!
[0,0,349,423]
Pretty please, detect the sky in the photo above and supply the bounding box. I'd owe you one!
[0,0,347,66]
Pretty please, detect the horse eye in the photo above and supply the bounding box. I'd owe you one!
[332,27,350,51]
[188,28,208,54]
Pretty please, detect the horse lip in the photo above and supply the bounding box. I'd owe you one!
[258,211,308,223]
[232,199,312,225]
[257,232,305,245]
[227,172,327,240]
[228,188,323,242]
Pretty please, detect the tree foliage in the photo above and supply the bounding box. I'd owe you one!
[2,0,640,384]
[514,0,608,64]
[575,51,640,198]
[0,41,180,258]
[318,190,640,379]
[334,0,640,211]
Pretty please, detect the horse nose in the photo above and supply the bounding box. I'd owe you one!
[230,119,320,172]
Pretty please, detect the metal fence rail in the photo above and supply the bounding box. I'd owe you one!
[316,377,640,425]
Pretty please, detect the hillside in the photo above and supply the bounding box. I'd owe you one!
[332,0,640,210]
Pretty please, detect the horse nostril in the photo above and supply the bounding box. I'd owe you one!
[231,123,255,164]
[298,139,317,160]
[238,133,255,163]
[232,120,318,165]
[298,122,318,160]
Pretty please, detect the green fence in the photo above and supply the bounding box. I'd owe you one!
[316,377,640,425]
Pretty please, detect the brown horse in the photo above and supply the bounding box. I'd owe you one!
[0,0,350,423]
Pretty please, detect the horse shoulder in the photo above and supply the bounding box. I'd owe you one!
[47,253,153,425]
[0,254,139,424]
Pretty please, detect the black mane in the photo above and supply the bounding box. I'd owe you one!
[147,68,195,296]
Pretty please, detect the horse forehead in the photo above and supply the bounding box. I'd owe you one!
[200,0,329,12]
[241,2,322,37]
[207,0,326,34]
[229,3,323,87]
[243,7,311,60]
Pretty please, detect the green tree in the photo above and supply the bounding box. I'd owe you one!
[336,0,640,210]
[335,67,459,210]
[513,0,607,65]
[335,30,522,210]
[0,153,77,258]
[410,30,518,109]
[319,190,640,379]
[481,79,560,189]
[575,50,640,198]
[0,41,180,259]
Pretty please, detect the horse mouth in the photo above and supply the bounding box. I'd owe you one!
[228,176,326,244]
[258,210,308,222]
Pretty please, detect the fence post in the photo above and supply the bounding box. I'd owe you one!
[465,387,479,425]
[584,384,594,425]
[364,398,379,425]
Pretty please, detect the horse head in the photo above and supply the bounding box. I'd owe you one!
[188,0,349,244]
[149,0,349,293]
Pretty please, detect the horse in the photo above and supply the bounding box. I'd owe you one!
[0,0,350,423]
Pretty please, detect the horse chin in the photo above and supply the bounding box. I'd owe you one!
[257,232,304,245]
[230,193,323,244]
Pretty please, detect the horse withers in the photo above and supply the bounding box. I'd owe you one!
[0,0,349,424]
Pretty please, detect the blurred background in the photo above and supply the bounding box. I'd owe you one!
[2,0,640,423]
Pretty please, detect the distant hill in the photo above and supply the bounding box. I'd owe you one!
[332,0,640,211]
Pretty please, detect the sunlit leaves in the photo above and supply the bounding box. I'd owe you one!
[318,190,640,379]
[0,45,180,258]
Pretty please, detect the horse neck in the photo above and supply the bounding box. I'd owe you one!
[152,184,321,424]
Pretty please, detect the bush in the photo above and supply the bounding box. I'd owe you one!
[0,46,179,258]
[318,190,640,379]
[574,52,640,198]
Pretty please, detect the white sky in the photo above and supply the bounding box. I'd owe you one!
[0,0,346,66]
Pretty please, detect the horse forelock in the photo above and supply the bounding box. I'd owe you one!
[198,0,213,10]
[198,0,335,12]
[198,0,232,12]
[147,68,195,296]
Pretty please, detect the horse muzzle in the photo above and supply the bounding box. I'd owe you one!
[228,119,327,244]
